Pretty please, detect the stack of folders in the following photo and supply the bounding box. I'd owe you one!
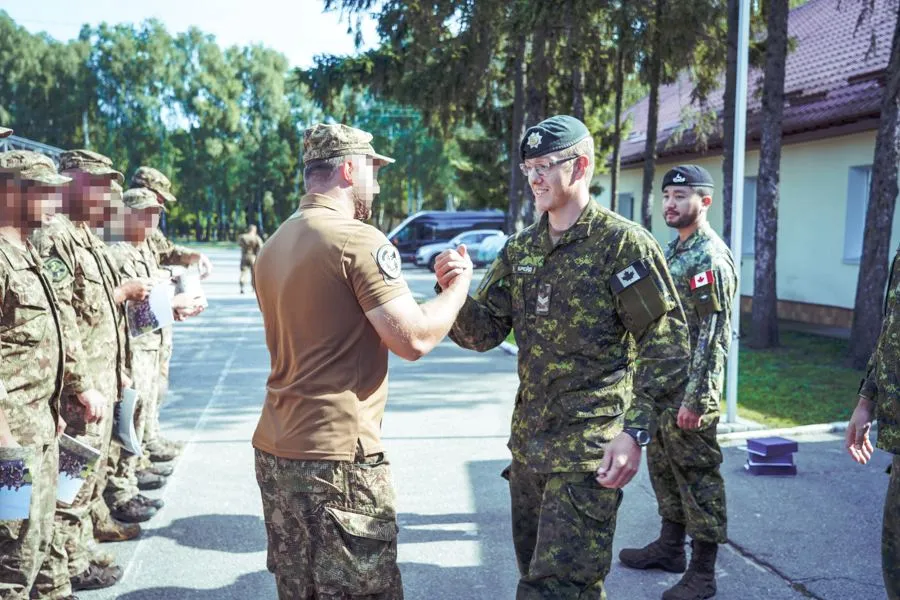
[744,436,799,476]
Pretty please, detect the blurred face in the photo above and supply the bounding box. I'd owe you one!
[521,153,584,214]
[350,155,381,221]
[123,207,161,242]
[21,183,63,228]
[65,171,118,226]
[662,185,710,229]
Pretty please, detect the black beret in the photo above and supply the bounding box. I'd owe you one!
[661,165,715,191]
[520,115,590,160]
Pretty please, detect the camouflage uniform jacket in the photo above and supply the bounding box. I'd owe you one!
[449,201,691,472]
[147,228,194,270]
[108,241,164,352]
[239,232,263,260]
[859,246,900,455]
[0,236,64,446]
[664,223,737,416]
[31,215,125,397]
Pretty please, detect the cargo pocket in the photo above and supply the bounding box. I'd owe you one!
[565,480,623,525]
[662,412,723,469]
[556,369,630,424]
[315,506,399,595]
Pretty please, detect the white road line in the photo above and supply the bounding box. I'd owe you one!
[120,314,252,583]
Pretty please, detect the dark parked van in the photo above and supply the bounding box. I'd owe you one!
[387,210,506,262]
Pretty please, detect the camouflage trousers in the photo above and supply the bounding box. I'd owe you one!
[647,408,727,544]
[507,459,623,600]
[239,257,255,292]
[0,441,58,600]
[254,448,403,600]
[143,327,172,448]
[34,387,117,598]
[106,348,159,508]
[885,454,900,600]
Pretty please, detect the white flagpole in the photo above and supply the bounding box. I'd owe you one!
[725,0,751,424]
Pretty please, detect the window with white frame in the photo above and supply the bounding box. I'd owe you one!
[843,166,872,264]
[742,177,757,257]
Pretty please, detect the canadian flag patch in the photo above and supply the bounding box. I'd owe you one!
[690,270,714,290]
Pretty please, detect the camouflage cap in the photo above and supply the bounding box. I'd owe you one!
[123,187,165,212]
[131,166,176,203]
[0,127,12,139]
[303,123,395,166]
[0,151,71,186]
[59,149,125,184]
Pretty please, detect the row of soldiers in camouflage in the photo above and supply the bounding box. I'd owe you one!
[0,126,212,599]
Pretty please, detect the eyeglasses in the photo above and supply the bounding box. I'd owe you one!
[518,155,580,178]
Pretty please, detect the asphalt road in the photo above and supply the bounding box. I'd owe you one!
[80,248,890,600]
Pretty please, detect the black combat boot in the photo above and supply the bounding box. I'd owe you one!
[662,540,718,600]
[619,519,687,573]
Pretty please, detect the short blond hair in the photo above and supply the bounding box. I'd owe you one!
[555,136,594,184]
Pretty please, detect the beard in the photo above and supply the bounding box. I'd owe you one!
[665,211,698,230]
[352,189,372,222]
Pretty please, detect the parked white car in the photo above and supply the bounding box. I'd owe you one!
[473,233,508,267]
[414,229,505,272]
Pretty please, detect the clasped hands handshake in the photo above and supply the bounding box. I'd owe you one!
[434,244,475,292]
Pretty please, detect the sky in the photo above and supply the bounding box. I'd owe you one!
[0,0,379,68]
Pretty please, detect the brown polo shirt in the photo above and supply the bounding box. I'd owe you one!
[252,193,410,461]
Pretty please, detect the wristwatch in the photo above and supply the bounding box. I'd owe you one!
[623,427,651,447]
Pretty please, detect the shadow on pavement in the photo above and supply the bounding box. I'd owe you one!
[398,459,518,599]
[147,514,268,554]
[116,570,272,600]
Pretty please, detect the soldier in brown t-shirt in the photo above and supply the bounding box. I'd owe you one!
[253,123,474,600]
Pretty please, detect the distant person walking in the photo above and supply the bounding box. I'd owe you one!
[238,224,263,294]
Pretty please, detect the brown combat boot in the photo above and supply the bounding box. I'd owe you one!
[135,493,164,510]
[146,463,174,477]
[146,441,180,462]
[70,563,123,591]
[94,516,141,542]
[136,469,167,490]
[110,497,157,523]
[662,540,718,600]
[619,519,687,573]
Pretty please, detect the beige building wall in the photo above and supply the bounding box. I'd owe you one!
[595,130,899,317]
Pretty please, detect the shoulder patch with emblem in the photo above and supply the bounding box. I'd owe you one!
[610,258,670,334]
[43,257,71,283]
[374,244,402,280]
[610,260,650,294]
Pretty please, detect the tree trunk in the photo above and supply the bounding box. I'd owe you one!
[848,12,900,369]
[508,32,527,233]
[722,0,739,247]
[567,0,585,121]
[523,22,550,225]
[749,0,789,349]
[610,18,626,214]
[640,0,664,231]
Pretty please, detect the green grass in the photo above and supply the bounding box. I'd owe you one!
[736,330,860,428]
[503,329,861,427]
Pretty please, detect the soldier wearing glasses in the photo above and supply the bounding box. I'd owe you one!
[438,115,690,599]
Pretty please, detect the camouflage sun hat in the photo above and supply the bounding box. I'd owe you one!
[303,123,395,166]
[123,187,165,212]
[0,127,12,139]
[59,149,125,184]
[131,166,176,203]
[0,151,71,186]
